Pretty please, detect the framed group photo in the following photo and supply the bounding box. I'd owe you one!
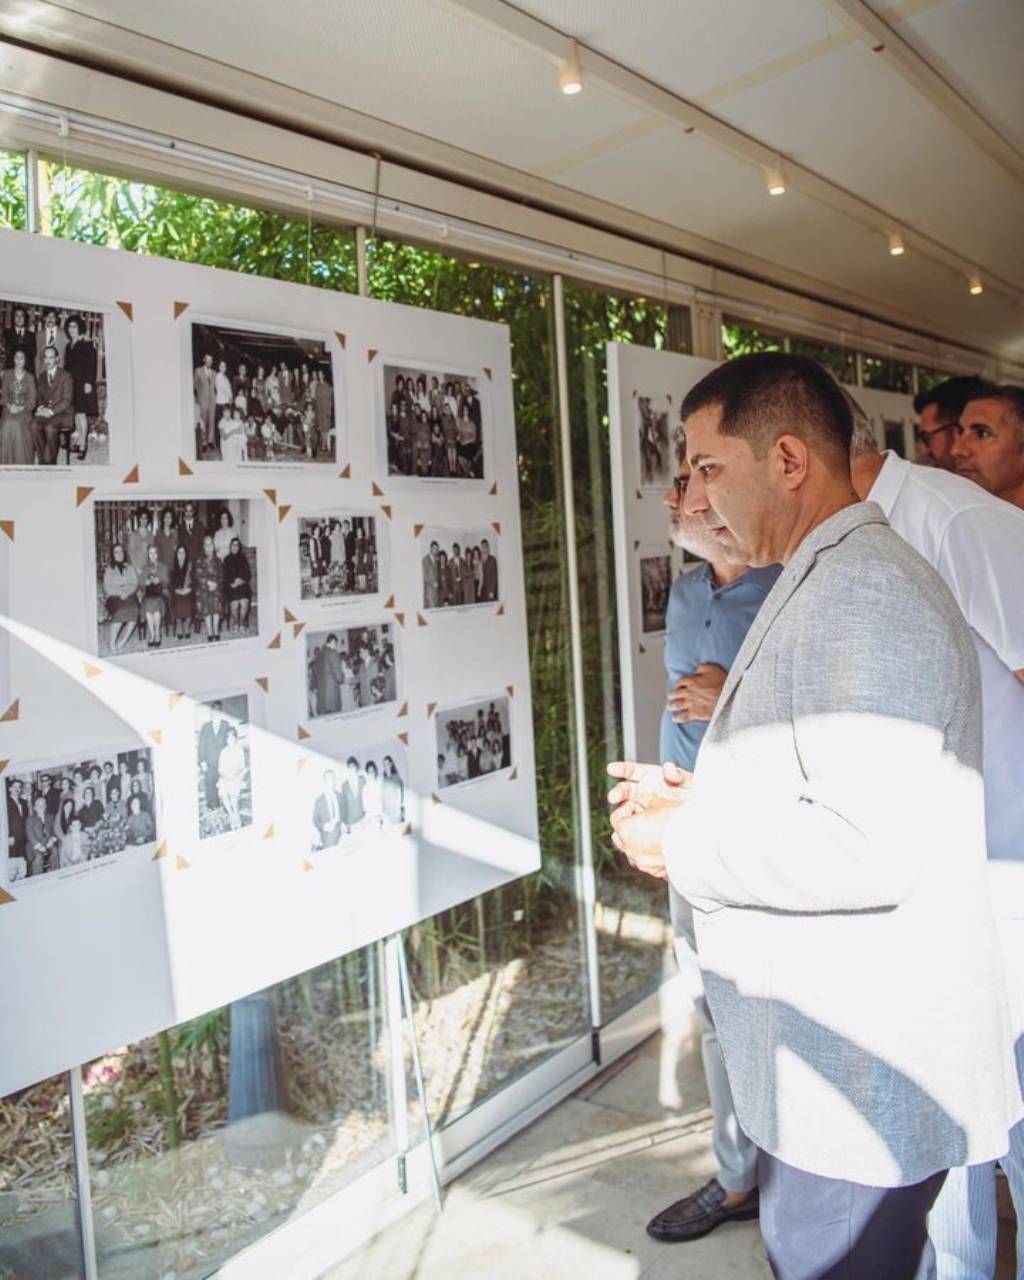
[3,743,159,889]
[305,621,399,721]
[418,525,500,612]
[182,318,342,469]
[297,510,387,607]
[0,291,132,471]
[435,693,512,792]
[301,740,408,855]
[192,691,256,844]
[87,495,272,658]
[378,359,486,484]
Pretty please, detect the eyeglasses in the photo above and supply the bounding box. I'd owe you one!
[670,475,688,499]
[915,421,957,443]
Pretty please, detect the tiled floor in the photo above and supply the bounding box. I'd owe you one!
[325,1017,772,1280]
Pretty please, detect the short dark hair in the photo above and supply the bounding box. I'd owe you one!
[968,384,1024,444]
[912,375,991,421]
[680,352,853,466]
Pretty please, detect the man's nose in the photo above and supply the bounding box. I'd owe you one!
[663,484,679,510]
[950,429,970,460]
[682,469,708,515]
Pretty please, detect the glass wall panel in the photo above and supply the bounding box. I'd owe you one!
[789,336,857,383]
[562,282,676,1023]
[861,353,913,393]
[916,366,952,393]
[0,149,27,230]
[368,240,592,1121]
[83,955,390,1279]
[0,1074,84,1279]
[721,318,785,357]
[39,162,357,290]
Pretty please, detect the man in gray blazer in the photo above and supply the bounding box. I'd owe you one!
[609,353,1021,1278]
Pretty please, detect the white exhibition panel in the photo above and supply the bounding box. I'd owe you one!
[607,342,916,765]
[0,229,539,1095]
[606,343,716,763]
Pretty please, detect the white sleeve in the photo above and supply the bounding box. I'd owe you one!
[936,506,1024,672]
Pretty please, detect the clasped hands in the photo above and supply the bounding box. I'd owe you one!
[606,760,691,881]
[667,662,726,723]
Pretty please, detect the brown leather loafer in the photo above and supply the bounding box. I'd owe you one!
[646,1177,759,1243]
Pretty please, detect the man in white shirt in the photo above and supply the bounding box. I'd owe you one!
[952,384,1024,510]
[912,376,987,472]
[849,406,1024,1279]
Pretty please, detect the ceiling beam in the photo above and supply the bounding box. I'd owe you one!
[818,0,1024,188]
[442,0,1024,304]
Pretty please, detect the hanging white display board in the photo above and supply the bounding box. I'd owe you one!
[606,344,716,763]
[0,229,538,1094]
[607,342,916,765]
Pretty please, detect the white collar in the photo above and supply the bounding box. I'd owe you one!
[865,451,909,519]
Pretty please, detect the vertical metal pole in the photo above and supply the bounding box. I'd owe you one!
[384,935,410,1192]
[552,274,602,1036]
[67,1066,99,1280]
[367,940,380,1100]
[355,225,369,297]
[395,934,443,1212]
[25,148,41,234]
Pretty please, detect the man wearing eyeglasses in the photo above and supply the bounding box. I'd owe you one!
[645,450,780,1246]
[913,376,988,471]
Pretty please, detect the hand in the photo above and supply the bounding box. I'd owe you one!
[84,383,93,394]
[667,663,727,723]
[606,760,690,809]
[609,792,680,880]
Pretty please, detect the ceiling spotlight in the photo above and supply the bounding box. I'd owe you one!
[888,232,905,257]
[558,39,583,95]
[969,275,984,296]
[766,167,786,197]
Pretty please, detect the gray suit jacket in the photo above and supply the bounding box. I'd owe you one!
[666,502,1021,1186]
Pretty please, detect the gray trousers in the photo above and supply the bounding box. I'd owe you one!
[670,885,758,1193]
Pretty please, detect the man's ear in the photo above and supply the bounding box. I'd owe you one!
[774,434,809,488]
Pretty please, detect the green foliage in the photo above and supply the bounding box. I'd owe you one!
[0,150,27,230]
[721,320,784,358]
[42,163,357,291]
[861,353,913,394]
[790,336,857,383]
[85,1099,133,1149]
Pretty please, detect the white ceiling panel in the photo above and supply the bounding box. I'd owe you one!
[705,38,1024,282]
[896,0,1024,148]
[51,0,652,174]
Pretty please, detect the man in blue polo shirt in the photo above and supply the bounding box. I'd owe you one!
[646,449,781,1246]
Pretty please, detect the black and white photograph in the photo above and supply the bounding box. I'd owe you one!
[639,551,672,635]
[91,497,262,657]
[188,320,338,466]
[3,746,158,885]
[419,526,500,611]
[635,392,678,492]
[305,622,398,720]
[299,512,383,603]
[194,693,253,841]
[305,743,407,853]
[435,695,512,791]
[382,362,484,480]
[1,294,113,467]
